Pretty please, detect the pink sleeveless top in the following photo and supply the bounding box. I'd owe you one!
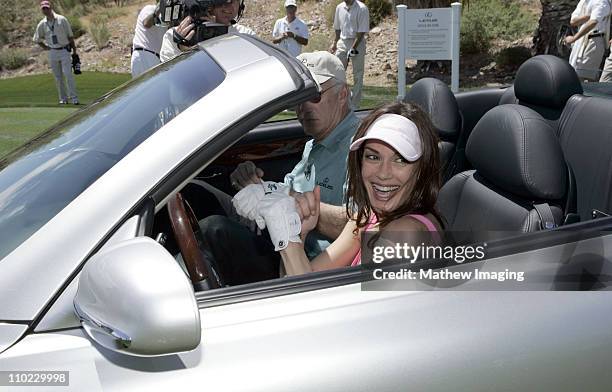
[350,214,439,267]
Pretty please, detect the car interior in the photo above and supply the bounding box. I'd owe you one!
[149,54,612,291]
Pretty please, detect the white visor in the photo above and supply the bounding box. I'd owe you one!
[350,113,423,161]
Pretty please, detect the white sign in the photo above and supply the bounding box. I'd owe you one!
[405,8,452,60]
[397,3,462,95]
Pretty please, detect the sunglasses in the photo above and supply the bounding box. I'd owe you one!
[309,82,337,104]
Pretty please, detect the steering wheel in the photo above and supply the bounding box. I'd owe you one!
[167,192,223,290]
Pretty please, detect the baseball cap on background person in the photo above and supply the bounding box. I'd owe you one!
[297,51,346,85]
[284,0,297,7]
[349,114,423,162]
[40,0,51,8]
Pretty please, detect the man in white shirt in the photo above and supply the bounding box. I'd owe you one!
[330,0,369,108]
[564,0,611,81]
[272,0,309,57]
[131,3,168,78]
[160,0,255,62]
[32,0,79,105]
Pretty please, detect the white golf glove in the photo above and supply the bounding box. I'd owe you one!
[232,182,289,225]
[348,48,359,57]
[257,192,302,251]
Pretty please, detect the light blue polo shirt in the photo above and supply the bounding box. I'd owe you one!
[284,111,360,259]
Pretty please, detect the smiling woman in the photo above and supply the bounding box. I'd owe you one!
[244,101,444,276]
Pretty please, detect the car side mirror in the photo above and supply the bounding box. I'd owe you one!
[74,237,201,357]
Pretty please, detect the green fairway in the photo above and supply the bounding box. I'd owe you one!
[0,71,397,158]
[0,107,78,157]
[0,72,129,157]
[0,72,130,108]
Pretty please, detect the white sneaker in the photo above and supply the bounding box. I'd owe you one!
[59,100,67,104]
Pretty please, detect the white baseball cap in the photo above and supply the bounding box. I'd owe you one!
[350,114,423,161]
[285,0,297,7]
[297,51,346,85]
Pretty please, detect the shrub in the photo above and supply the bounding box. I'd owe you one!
[0,30,7,47]
[461,15,491,54]
[66,14,86,38]
[495,45,532,68]
[70,4,87,18]
[89,20,110,50]
[0,48,29,70]
[364,0,393,27]
[460,0,537,54]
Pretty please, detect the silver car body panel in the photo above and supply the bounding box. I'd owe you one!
[34,217,142,333]
[0,39,298,321]
[2,284,612,391]
[0,324,28,353]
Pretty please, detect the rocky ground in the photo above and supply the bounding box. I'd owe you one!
[1,0,541,88]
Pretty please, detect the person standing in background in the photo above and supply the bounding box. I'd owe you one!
[564,0,611,81]
[600,37,612,81]
[33,0,79,105]
[330,0,369,108]
[131,3,167,78]
[272,0,309,57]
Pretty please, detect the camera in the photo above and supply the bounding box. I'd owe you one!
[159,0,241,46]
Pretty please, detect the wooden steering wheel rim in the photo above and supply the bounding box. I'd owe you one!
[167,192,221,289]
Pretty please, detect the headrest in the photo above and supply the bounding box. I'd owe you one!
[467,105,567,200]
[514,55,583,108]
[404,77,461,140]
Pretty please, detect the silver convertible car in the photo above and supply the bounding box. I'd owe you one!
[1,34,612,391]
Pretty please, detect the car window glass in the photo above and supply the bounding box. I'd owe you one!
[0,51,225,261]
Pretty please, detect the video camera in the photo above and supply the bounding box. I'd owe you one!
[159,0,239,45]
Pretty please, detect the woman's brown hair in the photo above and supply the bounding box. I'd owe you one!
[345,101,444,232]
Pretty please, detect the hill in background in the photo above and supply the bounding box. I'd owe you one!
[0,0,541,87]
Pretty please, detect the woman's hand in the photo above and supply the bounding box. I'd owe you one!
[293,186,320,241]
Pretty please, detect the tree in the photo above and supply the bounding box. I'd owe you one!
[533,0,578,57]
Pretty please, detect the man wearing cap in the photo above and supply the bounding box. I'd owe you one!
[33,0,79,105]
[197,51,358,285]
[330,0,369,108]
[272,0,309,57]
[159,0,255,62]
[131,3,168,78]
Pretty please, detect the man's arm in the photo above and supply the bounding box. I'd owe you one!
[293,191,348,240]
[143,12,156,28]
[33,23,48,50]
[69,36,77,54]
[272,20,283,43]
[565,19,598,44]
[293,32,308,46]
[570,14,590,26]
[351,32,365,51]
[317,202,348,240]
[330,29,340,53]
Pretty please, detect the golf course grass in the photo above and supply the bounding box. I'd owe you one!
[0,72,397,158]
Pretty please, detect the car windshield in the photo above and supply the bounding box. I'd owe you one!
[0,50,225,261]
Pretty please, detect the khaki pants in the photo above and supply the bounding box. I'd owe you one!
[599,46,612,82]
[335,38,366,109]
[48,48,77,102]
[571,35,606,81]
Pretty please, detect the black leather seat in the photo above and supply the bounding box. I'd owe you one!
[499,55,583,128]
[437,105,567,237]
[558,95,612,221]
[404,77,462,182]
